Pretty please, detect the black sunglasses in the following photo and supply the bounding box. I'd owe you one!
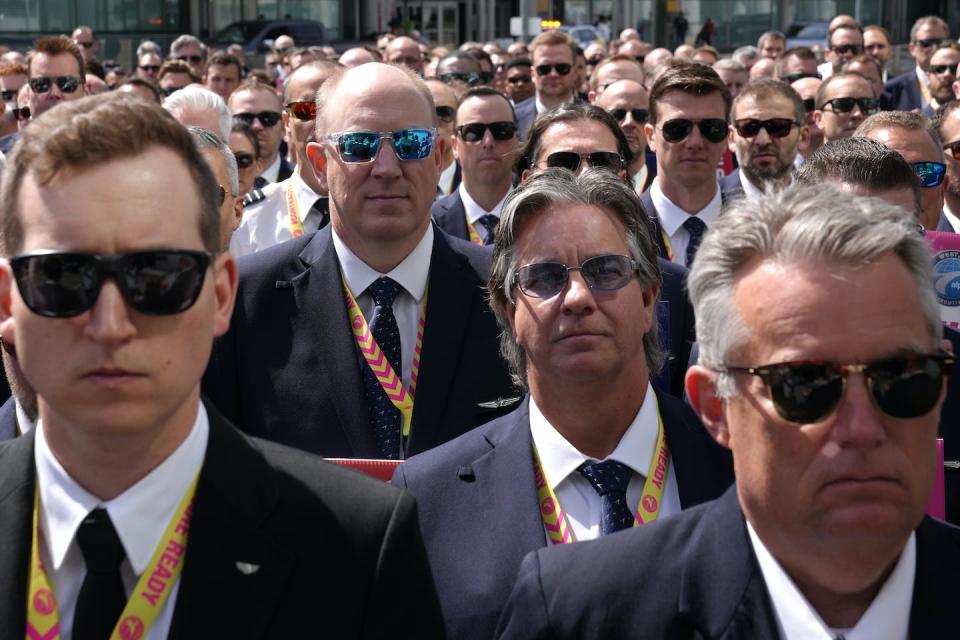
[930,63,959,76]
[12,106,30,122]
[724,354,954,424]
[802,98,816,113]
[435,105,456,123]
[542,150,623,173]
[138,65,160,73]
[608,108,649,123]
[233,152,256,169]
[457,121,516,142]
[660,118,728,144]
[535,63,572,76]
[915,38,943,49]
[176,55,204,64]
[733,118,800,139]
[233,111,282,128]
[783,72,822,84]
[514,254,638,299]
[586,57,604,65]
[160,86,184,98]
[286,101,316,121]
[830,44,863,55]
[819,97,879,115]
[439,72,481,86]
[75,41,95,49]
[28,76,83,94]
[1,89,17,101]
[507,75,532,84]
[10,250,215,318]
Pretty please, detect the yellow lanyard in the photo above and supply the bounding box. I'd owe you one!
[27,473,200,640]
[465,216,484,245]
[533,398,670,545]
[284,182,306,239]
[660,228,675,263]
[342,276,427,437]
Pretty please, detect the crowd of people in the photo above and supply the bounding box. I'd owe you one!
[0,13,957,639]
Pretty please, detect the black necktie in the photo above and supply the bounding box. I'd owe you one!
[310,197,329,231]
[475,214,499,245]
[74,508,127,640]
[683,216,707,267]
[362,277,404,458]
[578,460,636,535]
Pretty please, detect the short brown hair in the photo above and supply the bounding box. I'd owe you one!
[230,77,282,107]
[732,78,804,124]
[205,52,242,77]
[648,61,731,125]
[0,93,220,254]
[529,30,576,61]
[158,59,200,84]
[589,54,643,91]
[29,35,84,80]
[0,62,28,78]
[774,46,816,78]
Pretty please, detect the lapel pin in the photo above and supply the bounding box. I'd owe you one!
[235,562,260,575]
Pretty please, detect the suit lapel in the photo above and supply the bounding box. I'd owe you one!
[448,193,469,240]
[908,517,960,636]
[641,191,670,260]
[0,433,36,636]
[288,229,376,456]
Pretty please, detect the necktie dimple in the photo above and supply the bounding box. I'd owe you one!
[578,460,636,535]
[74,508,127,640]
[475,214,499,245]
[683,216,707,268]
[362,277,404,458]
[310,197,329,231]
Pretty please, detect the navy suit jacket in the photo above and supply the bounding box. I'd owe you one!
[0,403,445,639]
[393,392,734,640]
[884,70,923,113]
[497,486,960,639]
[719,170,745,202]
[203,224,518,458]
[942,326,960,525]
[514,97,537,140]
[431,189,470,241]
[0,397,15,441]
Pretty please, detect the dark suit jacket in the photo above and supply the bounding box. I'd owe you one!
[936,212,956,232]
[496,486,960,639]
[641,186,729,262]
[277,155,293,182]
[942,326,960,525]
[203,225,517,458]
[393,393,734,640]
[719,169,745,202]
[883,70,923,113]
[0,403,445,639]
[431,189,470,241]
[0,397,16,441]
[514,97,536,140]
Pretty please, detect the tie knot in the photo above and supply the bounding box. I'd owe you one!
[76,508,126,574]
[578,460,634,496]
[682,215,707,238]
[475,214,499,244]
[367,277,402,307]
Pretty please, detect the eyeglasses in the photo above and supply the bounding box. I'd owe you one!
[12,106,30,121]
[138,65,160,73]
[75,41,95,49]
[913,161,946,187]
[943,139,960,161]
[930,63,959,76]
[830,44,863,55]
[325,128,435,163]
[439,72,481,86]
[608,108,649,123]
[660,118,728,144]
[435,105,456,123]
[819,97,879,115]
[232,111,282,128]
[176,55,204,64]
[802,98,816,113]
[723,354,954,424]
[457,121,516,142]
[733,118,800,139]
[233,152,256,169]
[10,250,215,318]
[915,38,943,49]
[541,150,624,173]
[783,72,822,84]
[160,86,184,98]
[285,101,316,121]
[1,89,17,102]
[586,57,604,65]
[513,254,638,299]
[507,75,532,84]
[535,63,572,76]
[28,76,83,94]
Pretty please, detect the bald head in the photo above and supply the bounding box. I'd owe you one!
[339,47,378,68]
[384,36,424,71]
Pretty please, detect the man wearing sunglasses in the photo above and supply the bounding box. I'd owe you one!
[934,99,960,232]
[432,87,517,244]
[156,59,198,99]
[232,61,341,257]
[397,169,733,640]
[228,78,291,185]
[594,79,653,192]
[436,52,484,98]
[135,51,162,82]
[884,16,950,114]
[498,183,959,639]
[425,79,461,197]
[773,46,818,83]
[505,57,535,107]
[70,25,99,62]
[205,63,516,460]
[586,54,644,103]
[0,63,27,141]
[26,36,86,121]
[813,71,877,143]
[723,79,807,201]
[168,34,207,79]
[925,43,960,114]
[0,93,444,638]
[856,110,952,232]
[529,30,579,118]
[817,22,864,81]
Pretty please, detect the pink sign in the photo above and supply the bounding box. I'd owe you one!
[927,439,946,520]
[926,231,960,327]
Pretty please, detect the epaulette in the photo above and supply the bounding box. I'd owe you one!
[243,188,267,208]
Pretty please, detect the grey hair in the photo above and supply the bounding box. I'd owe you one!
[689,183,942,398]
[853,110,946,164]
[136,40,162,58]
[163,86,232,142]
[170,34,207,58]
[732,46,759,65]
[488,168,664,390]
[188,126,239,196]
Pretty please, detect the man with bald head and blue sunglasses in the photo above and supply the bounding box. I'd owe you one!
[203,62,517,460]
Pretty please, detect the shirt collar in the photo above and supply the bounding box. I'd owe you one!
[332,224,433,305]
[259,152,282,183]
[535,93,572,115]
[35,403,209,574]
[631,165,649,193]
[916,64,931,87]
[529,383,658,489]
[459,182,511,223]
[650,176,723,236]
[739,168,767,199]
[15,400,35,434]
[288,172,324,220]
[747,522,915,640]
[438,161,458,196]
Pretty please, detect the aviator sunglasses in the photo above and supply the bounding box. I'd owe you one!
[608,108,650,123]
[285,101,317,121]
[232,111,282,128]
[723,354,955,424]
[457,121,516,142]
[10,250,215,318]
[28,76,83,94]
[660,118,728,144]
[325,128,435,163]
[513,254,638,299]
[542,151,624,173]
[733,118,800,139]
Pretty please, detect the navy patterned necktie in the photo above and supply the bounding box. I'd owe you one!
[475,214,499,245]
[683,216,707,268]
[74,508,127,640]
[362,277,404,458]
[578,460,636,535]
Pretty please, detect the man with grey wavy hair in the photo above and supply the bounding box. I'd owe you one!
[497,183,958,639]
[189,126,241,251]
[164,86,231,142]
[396,168,733,640]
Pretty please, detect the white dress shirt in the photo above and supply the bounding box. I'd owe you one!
[650,176,723,268]
[817,60,834,81]
[747,523,915,640]
[35,404,209,640]
[438,161,458,197]
[230,172,326,257]
[739,168,766,200]
[15,400,36,434]
[944,200,960,232]
[258,152,282,184]
[332,224,433,387]
[459,182,511,226]
[529,384,681,542]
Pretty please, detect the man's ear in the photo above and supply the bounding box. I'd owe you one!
[281,109,292,139]
[451,132,461,162]
[644,121,657,154]
[685,364,732,449]
[727,126,737,154]
[212,252,238,338]
[306,141,327,191]
[812,109,825,133]
[0,260,16,356]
